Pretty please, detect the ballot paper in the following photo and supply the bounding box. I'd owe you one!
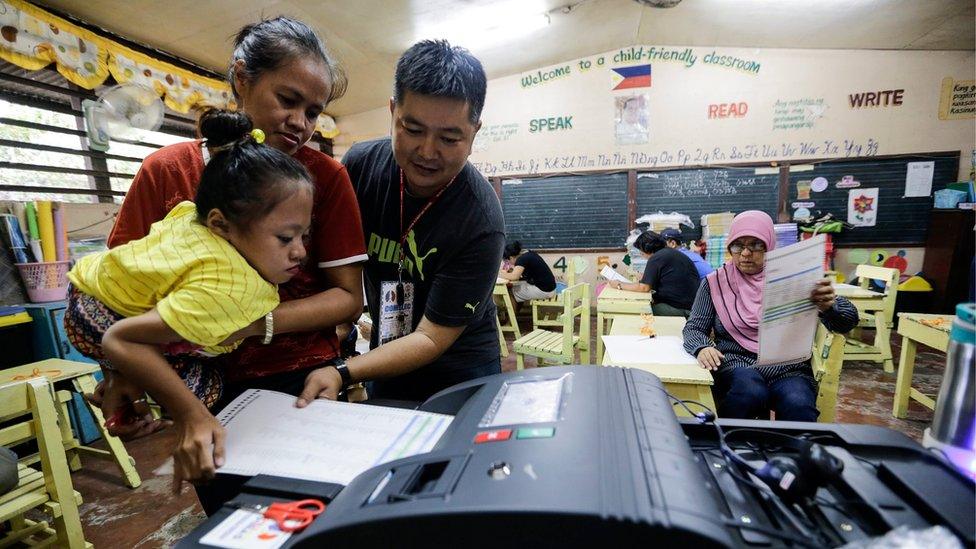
[600,264,630,283]
[756,235,825,366]
[601,335,698,365]
[216,389,453,485]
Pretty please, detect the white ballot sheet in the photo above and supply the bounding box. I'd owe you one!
[216,389,453,485]
[600,264,630,283]
[756,235,825,366]
[601,335,698,365]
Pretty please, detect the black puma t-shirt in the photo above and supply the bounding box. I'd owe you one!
[515,251,556,292]
[343,138,505,401]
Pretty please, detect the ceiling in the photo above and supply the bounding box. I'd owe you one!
[37,0,976,118]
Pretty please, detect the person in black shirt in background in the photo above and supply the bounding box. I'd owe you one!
[498,241,557,307]
[297,40,505,404]
[609,231,699,318]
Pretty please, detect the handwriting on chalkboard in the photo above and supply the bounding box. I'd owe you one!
[639,170,760,198]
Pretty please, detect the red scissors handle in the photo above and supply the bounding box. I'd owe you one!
[264,499,325,533]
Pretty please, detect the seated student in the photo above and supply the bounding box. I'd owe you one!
[498,241,557,303]
[609,231,699,318]
[660,228,714,280]
[65,109,313,485]
[682,211,858,422]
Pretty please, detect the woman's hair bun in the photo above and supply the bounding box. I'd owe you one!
[198,108,253,148]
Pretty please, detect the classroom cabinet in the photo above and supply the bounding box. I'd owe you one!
[921,209,975,314]
[23,301,95,364]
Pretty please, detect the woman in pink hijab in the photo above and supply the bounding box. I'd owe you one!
[682,211,858,421]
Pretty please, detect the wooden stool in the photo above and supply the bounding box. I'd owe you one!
[1,359,141,488]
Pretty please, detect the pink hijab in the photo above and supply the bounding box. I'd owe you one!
[705,211,776,353]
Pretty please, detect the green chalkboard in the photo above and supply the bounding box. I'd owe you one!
[501,172,629,248]
[635,167,781,240]
[787,154,959,245]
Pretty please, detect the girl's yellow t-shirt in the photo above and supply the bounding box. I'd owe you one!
[68,201,278,354]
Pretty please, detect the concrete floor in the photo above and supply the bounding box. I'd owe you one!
[62,317,946,547]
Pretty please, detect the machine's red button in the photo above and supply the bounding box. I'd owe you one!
[474,429,512,443]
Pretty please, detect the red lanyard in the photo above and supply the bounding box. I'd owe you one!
[398,168,457,275]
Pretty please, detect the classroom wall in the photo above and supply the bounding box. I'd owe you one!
[334,45,975,181]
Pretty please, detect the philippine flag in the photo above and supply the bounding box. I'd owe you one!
[611,64,652,90]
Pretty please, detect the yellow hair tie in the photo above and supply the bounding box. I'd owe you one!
[250,128,265,144]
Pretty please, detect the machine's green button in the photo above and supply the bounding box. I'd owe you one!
[516,427,555,439]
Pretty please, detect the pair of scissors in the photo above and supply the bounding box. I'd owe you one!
[237,499,325,533]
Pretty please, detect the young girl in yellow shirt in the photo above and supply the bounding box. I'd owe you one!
[65,108,313,488]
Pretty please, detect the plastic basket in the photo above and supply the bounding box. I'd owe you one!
[934,188,968,209]
[15,261,70,303]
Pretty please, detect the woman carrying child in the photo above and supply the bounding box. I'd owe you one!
[66,109,313,490]
[89,18,366,494]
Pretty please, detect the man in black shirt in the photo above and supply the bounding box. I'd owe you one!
[609,231,699,318]
[498,241,556,303]
[298,40,504,403]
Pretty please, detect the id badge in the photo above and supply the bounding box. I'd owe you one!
[379,280,414,344]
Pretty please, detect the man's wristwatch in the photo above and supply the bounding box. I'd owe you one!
[332,359,353,389]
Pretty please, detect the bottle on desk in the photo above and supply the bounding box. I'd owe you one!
[924,303,976,478]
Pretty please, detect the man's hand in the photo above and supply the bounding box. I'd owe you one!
[296,366,343,407]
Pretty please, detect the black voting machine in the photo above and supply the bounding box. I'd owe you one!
[180,366,974,548]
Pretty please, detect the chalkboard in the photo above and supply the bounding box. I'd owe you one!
[635,167,780,239]
[787,154,959,245]
[501,173,628,248]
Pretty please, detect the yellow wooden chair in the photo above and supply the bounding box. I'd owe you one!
[0,378,90,548]
[493,281,521,358]
[514,283,590,370]
[845,264,899,372]
[531,256,584,330]
[811,323,847,423]
[1,360,142,488]
[855,264,899,329]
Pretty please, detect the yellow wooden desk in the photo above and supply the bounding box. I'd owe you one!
[608,315,686,338]
[892,313,953,418]
[493,278,519,357]
[834,283,894,372]
[0,359,141,488]
[595,287,652,364]
[602,317,714,418]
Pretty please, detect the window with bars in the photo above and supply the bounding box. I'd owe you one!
[0,99,192,204]
[0,64,196,204]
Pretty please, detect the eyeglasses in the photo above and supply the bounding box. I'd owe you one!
[729,242,767,254]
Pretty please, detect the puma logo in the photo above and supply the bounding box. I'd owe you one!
[465,302,479,313]
[405,230,437,281]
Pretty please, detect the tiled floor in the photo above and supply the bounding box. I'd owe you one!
[64,318,947,547]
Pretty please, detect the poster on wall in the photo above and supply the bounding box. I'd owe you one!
[938,77,976,120]
[848,188,879,227]
[904,161,935,197]
[615,94,649,145]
